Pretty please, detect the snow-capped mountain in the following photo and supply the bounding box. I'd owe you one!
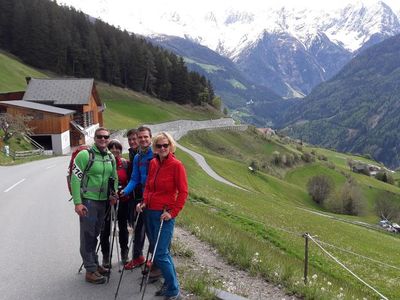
[126,0,400,98]
[61,0,400,98]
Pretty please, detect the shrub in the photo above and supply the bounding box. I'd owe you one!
[375,172,395,185]
[325,178,365,216]
[301,152,315,163]
[325,161,335,169]
[272,151,281,165]
[307,175,334,205]
[285,153,295,167]
[249,160,258,171]
[375,192,400,222]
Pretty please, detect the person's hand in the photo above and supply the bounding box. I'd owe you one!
[109,193,118,206]
[75,204,88,217]
[136,202,146,213]
[161,211,172,221]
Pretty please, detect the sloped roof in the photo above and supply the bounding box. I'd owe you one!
[23,78,94,105]
[0,100,75,115]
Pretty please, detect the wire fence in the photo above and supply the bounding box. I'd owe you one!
[190,198,397,299]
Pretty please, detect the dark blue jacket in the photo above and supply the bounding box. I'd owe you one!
[123,146,153,196]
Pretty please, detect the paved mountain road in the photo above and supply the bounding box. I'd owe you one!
[0,118,247,299]
[113,118,247,191]
[0,156,160,300]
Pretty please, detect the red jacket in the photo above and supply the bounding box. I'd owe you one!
[116,157,130,202]
[143,153,188,218]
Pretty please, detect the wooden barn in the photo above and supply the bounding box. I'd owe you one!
[0,78,104,154]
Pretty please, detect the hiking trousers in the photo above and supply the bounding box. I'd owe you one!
[145,209,179,297]
[79,199,107,273]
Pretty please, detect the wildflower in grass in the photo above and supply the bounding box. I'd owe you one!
[321,287,326,292]
[252,252,261,264]
[294,281,299,286]
[327,281,332,286]
[274,272,279,277]
[340,287,343,291]
[312,274,318,280]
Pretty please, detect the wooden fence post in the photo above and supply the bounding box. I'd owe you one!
[303,233,309,284]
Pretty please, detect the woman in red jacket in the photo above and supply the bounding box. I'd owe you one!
[137,132,188,300]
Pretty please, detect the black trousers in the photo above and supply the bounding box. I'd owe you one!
[127,199,146,259]
[100,201,129,256]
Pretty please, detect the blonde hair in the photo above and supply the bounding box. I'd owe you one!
[152,132,176,153]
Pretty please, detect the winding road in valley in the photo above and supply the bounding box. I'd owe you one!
[114,118,247,190]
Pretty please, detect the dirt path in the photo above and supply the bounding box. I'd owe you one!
[174,226,299,300]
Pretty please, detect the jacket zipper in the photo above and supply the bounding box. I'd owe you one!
[148,159,162,208]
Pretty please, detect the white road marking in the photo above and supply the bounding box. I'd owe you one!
[4,179,26,193]
[45,165,56,169]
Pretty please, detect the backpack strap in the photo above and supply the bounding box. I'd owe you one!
[79,150,116,194]
[80,149,96,194]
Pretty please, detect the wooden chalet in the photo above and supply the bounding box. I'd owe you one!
[0,78,104,154]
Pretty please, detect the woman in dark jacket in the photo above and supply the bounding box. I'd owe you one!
[100,139,131,266]
[137,132,188,300]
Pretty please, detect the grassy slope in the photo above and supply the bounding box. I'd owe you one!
[179,130,400,299]
[98,83,223,129]
[0,51,48,91]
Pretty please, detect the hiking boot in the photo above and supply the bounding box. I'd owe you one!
[121,249,128,265]
[97,265,110,275]
[155,284,167,296]
[164,293,181,300]
[85,271,106,284]
[124,255,145,270]
[102,255,110,268]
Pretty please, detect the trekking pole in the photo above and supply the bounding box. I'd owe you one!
[139,239,152,291]
[107,202,119,283]
[115,228,122,273]
[78,205,112,274]
[140,216,165,300]
[114,211,141,300]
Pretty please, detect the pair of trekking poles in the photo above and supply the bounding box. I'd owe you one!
[77,198,121,281]
[115,208,166,300]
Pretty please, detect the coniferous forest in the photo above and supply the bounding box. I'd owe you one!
[0,0,216,107]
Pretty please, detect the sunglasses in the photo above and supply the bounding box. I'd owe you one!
[96,135,110,140]
[155,143,169,149]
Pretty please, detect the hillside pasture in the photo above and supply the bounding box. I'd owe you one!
[178,130,400,299]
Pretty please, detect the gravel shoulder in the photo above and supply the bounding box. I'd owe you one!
[173,226,299,300]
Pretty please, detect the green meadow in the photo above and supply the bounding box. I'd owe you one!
[0,51,48,91]
[98,83,222,129]
[2,49,400,299]
[178,129,400,299]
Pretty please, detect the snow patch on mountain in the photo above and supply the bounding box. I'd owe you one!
[126,0,399,58]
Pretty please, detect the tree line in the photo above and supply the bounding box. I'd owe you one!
[0,0,217,107]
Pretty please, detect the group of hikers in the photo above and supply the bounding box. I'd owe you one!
[70,126,188,300]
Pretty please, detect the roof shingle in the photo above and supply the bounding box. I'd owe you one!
[23,78,94,105]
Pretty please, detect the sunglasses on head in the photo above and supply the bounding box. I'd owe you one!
[96,135,110,140]
[155,143,169,149]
